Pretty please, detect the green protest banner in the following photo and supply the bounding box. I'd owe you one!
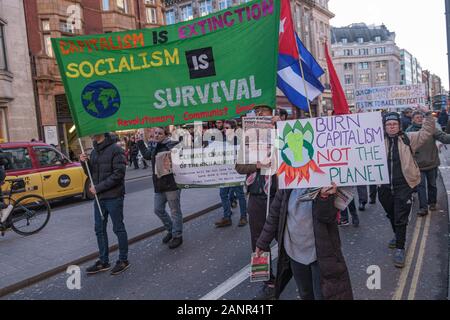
[51,0,280,137]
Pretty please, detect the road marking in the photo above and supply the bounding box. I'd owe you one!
[392,216,423,300]
[407,212,431,300]
[200,245,278,300]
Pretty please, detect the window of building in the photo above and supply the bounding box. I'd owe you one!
[60,20,75,34]
[375,36,381,42]
[357,37,364,44]
[341,38,347,44]
[375,61,387,69]
[375,47,386,54]
[145,0,155,4]
[344,63,353,70]
[146,7,157,24]
[43,34,53,57]
[358,48,369,56]
[358,62,369,70]
[0,23,7,71]
[2,148,33,171]
[181,5,193,21]
[33,147,65,167]
[42,20,50,31]
[345,90,354,100]
[359,74,370,84]
[218,0,233,10]
[376,72,387,82]
[117,0,128,13]
[344,49,352,56]
[102,0,110,10]
[344,75,353,85]
[165,10,175,25]
[199,0,213,17]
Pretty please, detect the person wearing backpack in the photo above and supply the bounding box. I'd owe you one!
[379,109,435,268]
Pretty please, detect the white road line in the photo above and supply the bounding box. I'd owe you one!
[407,213,431,300]
[200,245,278,300]
[392,216,423,300]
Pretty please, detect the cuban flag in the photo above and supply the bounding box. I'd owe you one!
[278,0,324,111]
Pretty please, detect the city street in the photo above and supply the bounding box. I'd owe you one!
[1,167,448,300]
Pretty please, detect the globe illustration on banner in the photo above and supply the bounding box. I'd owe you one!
[81,81,121,119]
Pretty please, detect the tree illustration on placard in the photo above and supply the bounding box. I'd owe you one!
[277,121,324,186]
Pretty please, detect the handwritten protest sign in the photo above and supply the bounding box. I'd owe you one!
[241,117,274,166]
[355,84,426,110]
[172,141,245,188]
[51,0,280,137]
[277,112,389,189]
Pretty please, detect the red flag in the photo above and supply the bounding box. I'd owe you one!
[325,44,350,115]
[279,0,298,58]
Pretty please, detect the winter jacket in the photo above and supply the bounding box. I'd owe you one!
[83,134,126,200]
[138,138,179,193]
[256,190,353,300]
[438,111,449,129]
[405,122,450,171]
[385,113,435,189]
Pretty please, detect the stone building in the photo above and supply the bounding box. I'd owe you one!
[0,0,39,142]
[331,23,401,108]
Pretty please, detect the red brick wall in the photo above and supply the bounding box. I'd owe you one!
[82,0,103,34]
[23,0,41,54]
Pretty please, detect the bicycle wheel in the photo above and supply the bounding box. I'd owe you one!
[10,194,51,236]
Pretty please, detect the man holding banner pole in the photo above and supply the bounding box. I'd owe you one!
[80,133,130,275]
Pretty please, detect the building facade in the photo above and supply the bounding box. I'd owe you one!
[331,23,401,108]
[400,49,422,85]
[0,0,39,142]
[23,0,166,155]
[163,0,335,117]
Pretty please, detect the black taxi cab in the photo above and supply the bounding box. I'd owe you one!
[0,142,93,201]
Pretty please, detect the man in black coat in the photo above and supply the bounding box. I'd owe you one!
[80,133,130,275]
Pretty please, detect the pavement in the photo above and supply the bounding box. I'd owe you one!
[2,176,448,300]
[0,168,222,294]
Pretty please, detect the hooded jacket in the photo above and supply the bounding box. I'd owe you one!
[83,134,126,200]
[385,113,435,189]
[405,122,450,171]
[138,138,179,193]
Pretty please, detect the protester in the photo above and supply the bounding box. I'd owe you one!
[129,137,140,169]
[80,133,130,275]
[216,120,248,228]
[137,127,184,249]
[379,108,435,268]
[236,105,279,300]
[277,108,289,121]
[255,183,353,300]
[401,108,413,132]
[438,109,449,132]
[406,111,450,216]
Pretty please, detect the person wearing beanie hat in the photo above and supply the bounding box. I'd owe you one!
[401,108,413,131]
[405,111,450,217]
[378,107,435,268]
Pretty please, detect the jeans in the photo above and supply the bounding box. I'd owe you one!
[219,186,247,219]
[94,197,128,263]
[290,259,323,300]
[154,190,183,238]
[418,168,437,209]
[357,185,378,204]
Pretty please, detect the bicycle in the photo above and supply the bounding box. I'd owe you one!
[0,178,51,236]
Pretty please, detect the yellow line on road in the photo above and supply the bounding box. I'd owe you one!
[407,213,431,300]
[392,215,423,300]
